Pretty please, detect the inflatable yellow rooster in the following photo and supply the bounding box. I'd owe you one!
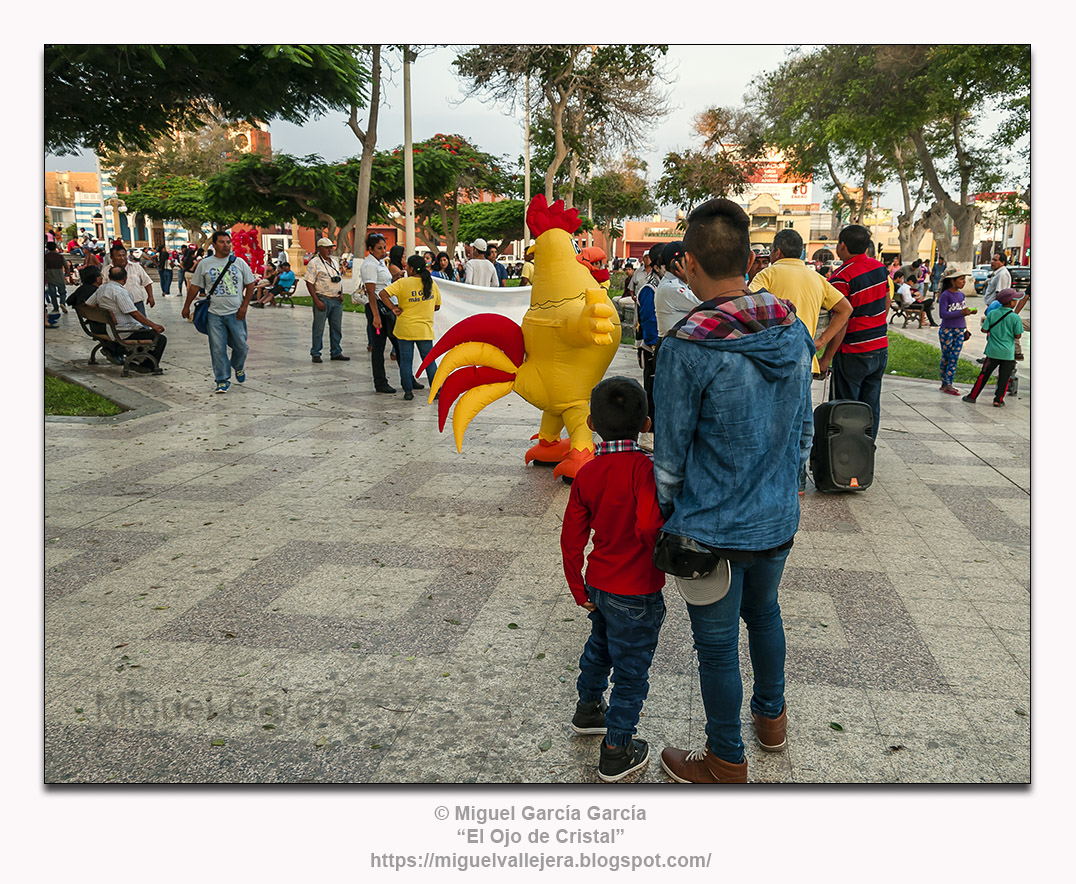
[416,195,622,480]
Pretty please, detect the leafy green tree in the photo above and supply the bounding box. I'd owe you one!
[374,134,511,255]
[121,176,226,245]
[46,44,371,154]
[205,153,390,252]
[99,119,250,192]
[579,159,654,257]
[453,45,671,203]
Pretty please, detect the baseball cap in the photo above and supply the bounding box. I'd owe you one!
[316,237,334,247]
[662,241,686,267]
[673,558,732,606]
[996,288,1019,304]
[648,243,665,265]
[471,238,488,251]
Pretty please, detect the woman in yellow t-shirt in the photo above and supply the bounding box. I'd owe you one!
[379,254,442,400]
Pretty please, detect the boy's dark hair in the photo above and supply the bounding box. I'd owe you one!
[683,198,752,280]
[590,376,649,441]
[108,265,127,282]
[893,270,905,281]
[79,265,101,285]
[838,224,872,255]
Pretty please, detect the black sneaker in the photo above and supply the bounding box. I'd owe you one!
[598,738,649,782]
[571,699,608,735]
[404,391,414,401]
[375,384,396,394]
[312,355,323,364]
[962,395,976,403]
[412,380,425,390]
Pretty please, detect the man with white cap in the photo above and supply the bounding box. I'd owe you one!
[464,237,498,288]
[305,236,350,363]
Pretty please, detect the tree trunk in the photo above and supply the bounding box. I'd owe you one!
[909,126,981,274]
[348,45,382,259]
[564,151,579,210]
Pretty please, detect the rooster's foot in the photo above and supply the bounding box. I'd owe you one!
[525,436,572,465]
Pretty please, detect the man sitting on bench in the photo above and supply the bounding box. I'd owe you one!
[894,270,935,328]
[86,265,167,373]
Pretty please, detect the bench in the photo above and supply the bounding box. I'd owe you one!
[889,296,925,328]
[74,304,163,377]
[275,279,298,308]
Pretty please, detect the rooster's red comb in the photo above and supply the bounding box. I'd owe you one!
[526,194,581,237]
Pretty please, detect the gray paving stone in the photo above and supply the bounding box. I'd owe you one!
[43,302,1031,783]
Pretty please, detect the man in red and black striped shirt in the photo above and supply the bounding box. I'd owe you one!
[822,225,889,440]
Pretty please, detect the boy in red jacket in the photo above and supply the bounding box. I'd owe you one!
[560,376,667,782]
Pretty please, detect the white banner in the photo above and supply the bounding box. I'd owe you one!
[431,279,531,341]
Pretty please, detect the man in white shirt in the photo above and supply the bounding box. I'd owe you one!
[464,238,498,287]
[88,265,167,373]
[653,241,702,336]
[982,252,1012,307]
[109,244,155,314]
[304,236,349,364]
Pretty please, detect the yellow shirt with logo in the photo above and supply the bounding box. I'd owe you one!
[382,276,441,341]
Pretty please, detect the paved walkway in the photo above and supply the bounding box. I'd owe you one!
[44,291,1030,783]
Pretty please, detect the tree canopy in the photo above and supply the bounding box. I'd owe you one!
[45,45,371,155]
[121,175,225,245]
[453,45,670,203]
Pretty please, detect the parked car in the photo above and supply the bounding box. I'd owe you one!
[971,264,992,293]
[1008,265,1030,291]
[974,263,1030,293]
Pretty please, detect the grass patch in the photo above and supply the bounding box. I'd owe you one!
[288,295,367,313]
[884,331,980,384]
[45,374,123,416]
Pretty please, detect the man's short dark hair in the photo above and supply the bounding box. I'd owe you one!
[994,252,1007,264]
[683,198,752,280]
[211,230,231,245]
[837,225,872,255]
[46,241,57,251]
[79,265,101,285]
[590,376,648,441]
[771,228,803,261]
[109,243,127,257]
[108,265,127,282]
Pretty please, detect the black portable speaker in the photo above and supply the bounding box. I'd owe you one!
[809,399,875,492]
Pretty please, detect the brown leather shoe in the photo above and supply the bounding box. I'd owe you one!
[660,746,747,783]
[752,706,787,752]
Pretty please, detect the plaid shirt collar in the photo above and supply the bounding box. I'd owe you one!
[595,439,644,456]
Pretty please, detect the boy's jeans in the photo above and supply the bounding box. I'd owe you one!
[577,586,665,747]
[206,311,248,383]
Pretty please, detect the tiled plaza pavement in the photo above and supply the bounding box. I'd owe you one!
[43,293,1030,783]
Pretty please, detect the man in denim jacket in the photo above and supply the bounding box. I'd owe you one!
[653,198,815,784]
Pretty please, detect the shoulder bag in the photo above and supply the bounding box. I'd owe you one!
[192,255,236,335]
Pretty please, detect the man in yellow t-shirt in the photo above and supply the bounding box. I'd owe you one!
[749,229,852,376]
[520,243,535,286]
[380,257,443,400]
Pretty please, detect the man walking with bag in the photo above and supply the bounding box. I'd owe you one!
[182,230,255,394]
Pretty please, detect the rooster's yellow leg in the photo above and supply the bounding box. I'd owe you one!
[552,403,597,481]
[525,411,569,464]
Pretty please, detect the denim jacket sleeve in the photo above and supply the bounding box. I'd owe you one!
[652,340,702,519]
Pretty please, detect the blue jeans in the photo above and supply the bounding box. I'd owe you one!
[830,349,888,440]
[159,268,173,295]
[397,338,437,393]
[311,298,343,357]
[206,311,248,383]
[46,280,66,311]
[685,548,790,763]
[577,586,666,747]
